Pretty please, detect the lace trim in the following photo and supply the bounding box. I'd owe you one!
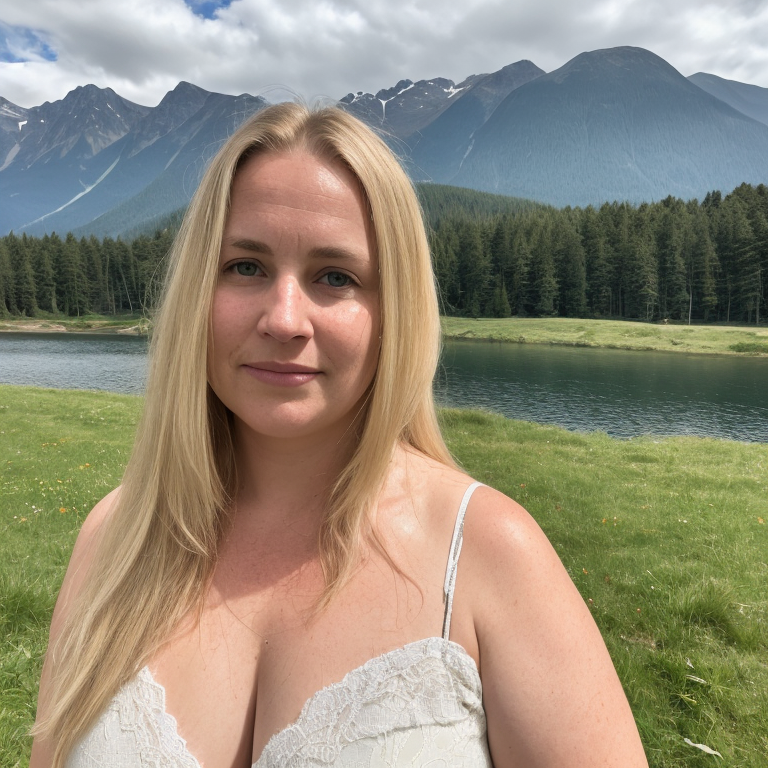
[253,637,483,767]
[71,638,482,768]
[122,667,201,767]
[70,666,202,768]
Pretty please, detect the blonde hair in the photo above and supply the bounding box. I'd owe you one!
[38,102,453,766]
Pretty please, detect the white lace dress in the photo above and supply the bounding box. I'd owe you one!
[66,484,492,768]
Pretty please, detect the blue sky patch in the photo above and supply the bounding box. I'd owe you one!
[183,0,233,20]
[0,22,57,63]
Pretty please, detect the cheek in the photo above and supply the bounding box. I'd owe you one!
[347,303,380,380]
[341,297,378,341]
[210,290,250,343]
[208,291,246,377]
[320,302,379,380]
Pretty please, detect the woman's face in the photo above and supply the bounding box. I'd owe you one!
[208,150,380,446]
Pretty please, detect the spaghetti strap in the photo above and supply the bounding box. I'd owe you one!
[442,481,483,640]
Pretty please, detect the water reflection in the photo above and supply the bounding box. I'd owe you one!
[1,333,766,442]
[0,332,148,395]
[435,340,768,442]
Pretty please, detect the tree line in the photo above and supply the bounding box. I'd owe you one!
[430,183,767,323]
[1,183,766,323]
[0,230,174,318]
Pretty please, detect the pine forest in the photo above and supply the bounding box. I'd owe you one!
[1,182,766,325]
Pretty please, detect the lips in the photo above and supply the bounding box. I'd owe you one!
[242,362,321,387]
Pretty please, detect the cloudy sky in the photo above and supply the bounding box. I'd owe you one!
[1,0,767,108]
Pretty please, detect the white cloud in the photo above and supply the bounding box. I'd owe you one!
[1,0,767,109]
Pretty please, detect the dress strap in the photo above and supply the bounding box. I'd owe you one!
[442,481,483,640]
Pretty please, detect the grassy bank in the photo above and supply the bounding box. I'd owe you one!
[4,315,768,356]
[1,385,766,766]
[0,315,147,335]
[442,316,768,356]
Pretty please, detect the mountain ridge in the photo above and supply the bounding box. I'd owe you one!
[449,46,768,206]
[2,46,768,236]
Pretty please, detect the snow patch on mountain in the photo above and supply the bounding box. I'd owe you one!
[0,144,20,172]
[21,156,121,227]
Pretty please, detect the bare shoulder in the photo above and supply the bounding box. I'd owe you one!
[77,486,121,544]
[461,484,568,604]
[389,445,479,531]
[30,488,122,767]
[458,485,649,768]
[50,487,122,638]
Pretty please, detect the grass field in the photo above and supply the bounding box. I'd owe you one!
[442,316,768,356]
[1,385,766,766]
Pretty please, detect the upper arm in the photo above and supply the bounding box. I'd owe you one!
[29,487,120,768]
[462,486,648,768]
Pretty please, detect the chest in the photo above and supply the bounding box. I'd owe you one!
[146,543,449,768]
[68,639,489,768]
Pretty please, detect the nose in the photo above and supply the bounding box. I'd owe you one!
[256,275,313,342]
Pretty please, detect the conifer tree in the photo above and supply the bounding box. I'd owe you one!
[630,213,659,320]
[507,228,531,316]
[489,276,512,318]
[32,237,58,313]
[554,216,587,317]
[0,239,13,316]
[528,219,558,316]
[7,233,37,316]
[689,211,718,321]
[56,233,88,316]
[456,220,491,316]
[581,206,611,316]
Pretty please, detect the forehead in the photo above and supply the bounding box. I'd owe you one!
[228,150,371,230]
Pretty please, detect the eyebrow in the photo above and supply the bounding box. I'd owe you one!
[227,238,272,255]
[226,238,368,263]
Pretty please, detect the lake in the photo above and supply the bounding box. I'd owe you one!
[436,340,767,442]
[0,333,148,395]
[1,332,766,442]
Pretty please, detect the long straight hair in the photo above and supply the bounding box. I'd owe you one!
[38,102,453,766]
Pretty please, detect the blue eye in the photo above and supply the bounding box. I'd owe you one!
[323,271,352,288]
[234,262,259,277]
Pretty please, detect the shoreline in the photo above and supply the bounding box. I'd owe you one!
[441,317,768,357]
[0,320,145,336]
[442,333,767,358]
[2,317,767,356]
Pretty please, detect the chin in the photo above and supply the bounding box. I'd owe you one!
[232,407,358,444]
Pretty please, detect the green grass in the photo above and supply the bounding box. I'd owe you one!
[729,341,768,354]
[0,314,148,334]
[0,385,142,766]
[1,386,766,766]
[441,409,768,766]
[442,316,768,356]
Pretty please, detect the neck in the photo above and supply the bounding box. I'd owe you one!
[229,418,359,532]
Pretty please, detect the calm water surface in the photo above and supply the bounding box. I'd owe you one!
[437,340,767,442]
[1,333,766,441]
[0,332,148,395]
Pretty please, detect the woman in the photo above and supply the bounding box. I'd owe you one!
[31,103,648,767]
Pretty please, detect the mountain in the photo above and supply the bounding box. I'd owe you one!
[3,47,768,237]
[688,72,768,126]
[406,60,545,182]
[448,47,768,206]
[339,74,485,140]
[0,84,267,236]
[0,85,151,234]
[0,97,28,171]
[73,91,267,238]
